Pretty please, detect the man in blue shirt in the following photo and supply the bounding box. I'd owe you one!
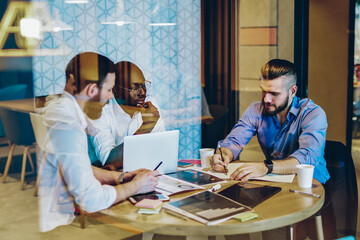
[211,59,329,184]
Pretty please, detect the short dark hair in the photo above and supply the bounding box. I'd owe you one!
[65,52,117,93]
[261,59,297,88]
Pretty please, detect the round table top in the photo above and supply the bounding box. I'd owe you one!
[100,177,324,236]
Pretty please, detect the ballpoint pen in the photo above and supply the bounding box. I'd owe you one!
[218,147,228,175]
[154,161,163,171]
[289,189,321,198]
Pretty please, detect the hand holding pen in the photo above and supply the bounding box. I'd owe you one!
[218,147,228,175]
[214,144,228,175]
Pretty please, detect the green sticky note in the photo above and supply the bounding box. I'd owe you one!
[233,212,258,222]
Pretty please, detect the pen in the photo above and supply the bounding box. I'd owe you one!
[218,147,228,175]
[289,189,321,198]
[154,161,163,171]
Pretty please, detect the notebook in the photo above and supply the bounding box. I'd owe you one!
[123,130,179,174]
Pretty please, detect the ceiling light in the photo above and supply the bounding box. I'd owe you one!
[148,23,176,26]
[20,18,41,39]
[101,21,135,26]
[65,0,89,3]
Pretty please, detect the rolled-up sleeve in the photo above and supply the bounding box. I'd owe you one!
[290,106,327,166]
[220,103,259,159]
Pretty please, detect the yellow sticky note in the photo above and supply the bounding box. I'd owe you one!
[233,212,258,222]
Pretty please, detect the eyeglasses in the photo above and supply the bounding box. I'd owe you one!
[120,80,151,95]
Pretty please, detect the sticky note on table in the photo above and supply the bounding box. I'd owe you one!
[138,205,162,215]
[233,212,258,222]
[135,199,163,209]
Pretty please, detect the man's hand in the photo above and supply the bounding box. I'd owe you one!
[230,162,267,181]
[138,101,160,118]
[210,147,233,172]
[134,101,160,135]
[131,170,159,194]
[124,168,151,182]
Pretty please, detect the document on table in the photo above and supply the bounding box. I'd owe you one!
[189,163,295,183]
[155,174,205,196]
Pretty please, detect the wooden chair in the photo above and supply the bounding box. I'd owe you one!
[0,108,36,190]
[30,112,87,228]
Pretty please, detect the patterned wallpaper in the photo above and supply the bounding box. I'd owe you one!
[32,0,201,159]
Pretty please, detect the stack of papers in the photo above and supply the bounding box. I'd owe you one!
[155,174,205,196]
[135,199,163,215]
[138,205,162,215]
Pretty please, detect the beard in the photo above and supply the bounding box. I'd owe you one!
[83,100,106,120]
[262,96,289,116]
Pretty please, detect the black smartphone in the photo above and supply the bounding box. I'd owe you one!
[128,191,170,204]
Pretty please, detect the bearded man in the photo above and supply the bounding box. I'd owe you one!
[211,59,329,184]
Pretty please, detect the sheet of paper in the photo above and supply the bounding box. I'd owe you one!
[189,163,295,183]
[155,174,205,196]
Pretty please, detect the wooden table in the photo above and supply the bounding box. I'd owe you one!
[100,177,324,239]
[0,98,36,113]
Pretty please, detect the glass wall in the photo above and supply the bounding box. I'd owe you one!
[235,0,294,159]
[352,1,360,167]
[0,0,202,159]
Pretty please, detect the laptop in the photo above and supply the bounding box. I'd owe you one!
[123,130,179,174]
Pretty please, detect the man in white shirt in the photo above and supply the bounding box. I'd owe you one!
[38,52,159,232]
[88,61,165,167]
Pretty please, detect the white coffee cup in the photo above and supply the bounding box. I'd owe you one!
[199,148,215,168]
[296,164,315,188]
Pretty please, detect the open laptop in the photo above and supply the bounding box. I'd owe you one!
[123,130,179,174]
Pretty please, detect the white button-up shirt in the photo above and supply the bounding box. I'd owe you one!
[88,97,166,165]
[37,92,116,232]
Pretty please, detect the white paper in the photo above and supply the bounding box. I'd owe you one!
[188,162,295,183]
[155,174,205,196]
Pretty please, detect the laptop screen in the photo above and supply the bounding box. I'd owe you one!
[123,130,179,174]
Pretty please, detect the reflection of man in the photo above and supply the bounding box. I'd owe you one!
[211,59,329,184]
[38,53,159,232]
[88,61,165,167]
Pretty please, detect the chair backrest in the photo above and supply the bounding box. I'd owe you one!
[324,140,358,237]
[0,108,35,145]
[0,84,28,138]
[0,84,28,101]
[29,112,47,150]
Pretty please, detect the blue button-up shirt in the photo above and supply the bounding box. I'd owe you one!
[220,96,330,184]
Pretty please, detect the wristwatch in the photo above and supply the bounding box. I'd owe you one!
[118,172,126,184]
[264,159,273,174]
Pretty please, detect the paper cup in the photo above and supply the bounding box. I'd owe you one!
[199,148,215,168]
[296,164,314,188]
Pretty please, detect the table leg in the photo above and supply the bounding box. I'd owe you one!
[315,215,324,240]
[249,232,262,240]
[289,225,294,240]
[142,232,154,240]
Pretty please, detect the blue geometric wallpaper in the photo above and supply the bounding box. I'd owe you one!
[32,0,201,159]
